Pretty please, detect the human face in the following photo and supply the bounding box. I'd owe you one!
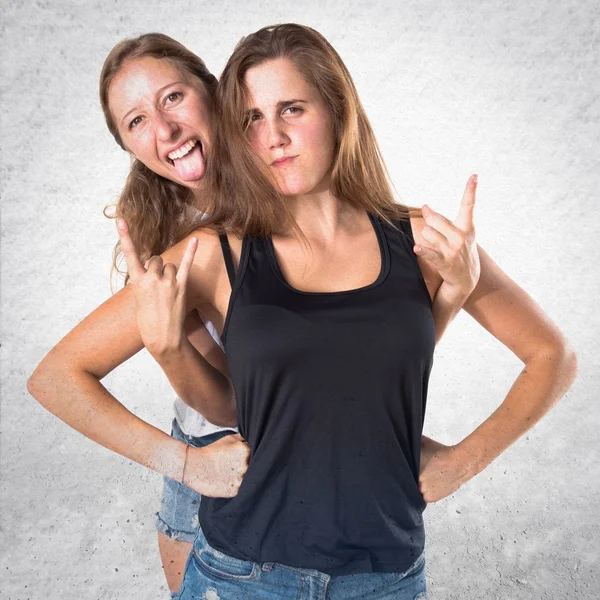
[244,58,335,197]
[108,56,211,188]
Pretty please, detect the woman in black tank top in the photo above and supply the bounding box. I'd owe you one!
[172,24,577,599]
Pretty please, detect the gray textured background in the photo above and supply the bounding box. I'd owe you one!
[1,0,599,598]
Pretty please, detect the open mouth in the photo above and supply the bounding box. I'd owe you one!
[166,138,206,182]
[167,139,203,165]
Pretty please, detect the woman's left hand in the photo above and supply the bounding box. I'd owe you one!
[116,218,198,360]
[415,174,481,300]
[419,436,474,502]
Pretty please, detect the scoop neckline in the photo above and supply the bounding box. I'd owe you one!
[264,213,390,296]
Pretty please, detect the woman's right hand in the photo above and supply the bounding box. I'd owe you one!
[185,434,251,497]
[414,174,481,300]
[117,218,198,359]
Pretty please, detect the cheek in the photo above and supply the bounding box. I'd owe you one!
[186,101,211,131]
[248,130,267,158]
[304,122,335,168]
[130,135,154,161]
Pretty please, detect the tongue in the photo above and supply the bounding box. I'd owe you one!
[172,144,205,182]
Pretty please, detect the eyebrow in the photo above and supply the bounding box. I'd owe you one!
[247,99,307,113]
[119,81,188,126]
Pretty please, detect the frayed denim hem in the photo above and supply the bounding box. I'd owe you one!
[155,512,197,544]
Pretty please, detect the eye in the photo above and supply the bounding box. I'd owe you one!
[284,106,303,116]
[165,91,182,105]
[128,115,143,130]
[245,111,262,129]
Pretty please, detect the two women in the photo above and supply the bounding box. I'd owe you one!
[28,24,577,599]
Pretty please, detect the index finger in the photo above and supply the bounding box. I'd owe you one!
[454,174,477,232]
[117,219,145,281]
[176,236,199,286]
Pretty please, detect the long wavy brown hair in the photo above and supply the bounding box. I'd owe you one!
[99,33,218,285]
[202,23,418,238]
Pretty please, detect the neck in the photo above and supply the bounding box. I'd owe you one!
[283,186,362,243]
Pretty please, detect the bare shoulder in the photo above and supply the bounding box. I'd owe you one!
[161,227,230,306]
[161,226,222,265]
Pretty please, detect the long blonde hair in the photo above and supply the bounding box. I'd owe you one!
[202,23,417,237]
[99,33,217,285]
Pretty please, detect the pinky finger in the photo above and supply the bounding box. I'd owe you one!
[414,243,443,266]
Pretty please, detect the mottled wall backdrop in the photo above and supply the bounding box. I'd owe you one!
[1,0,598,598]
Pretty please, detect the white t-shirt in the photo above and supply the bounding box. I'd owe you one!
[173,314,238,437]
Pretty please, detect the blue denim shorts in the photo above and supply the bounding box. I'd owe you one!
[155,418,236,543]
[177,527,427,599]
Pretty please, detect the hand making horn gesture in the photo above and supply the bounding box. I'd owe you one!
[117,219,198,359]
[414,174,481,298]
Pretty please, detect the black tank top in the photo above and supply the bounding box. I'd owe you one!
[199,213,435,577]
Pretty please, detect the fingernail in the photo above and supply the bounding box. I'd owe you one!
[415,245,422,253]
[117,218,125,229]
[473,174,478,184]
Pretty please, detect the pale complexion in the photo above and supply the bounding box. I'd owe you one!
[109,56,212,186]
[111,56,244,593]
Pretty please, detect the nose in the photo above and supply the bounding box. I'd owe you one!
[154,110,180,141]
[265,118,289,150]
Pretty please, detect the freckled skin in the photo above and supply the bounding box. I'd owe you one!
[108,56,212,188]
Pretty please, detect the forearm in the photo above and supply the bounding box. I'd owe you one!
[457,344,578,477]
[431,282,471,344]
[156,338,237,427]
[27,355,186,481]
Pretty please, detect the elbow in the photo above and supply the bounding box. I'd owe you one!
[535,338,579,394]
[26,371,38,397]
[561,343,578,388]
[27,352,76,411]
[27,360,48,400]
[27,362,52,412]
[551,338,578,381]
[557,343,578,405]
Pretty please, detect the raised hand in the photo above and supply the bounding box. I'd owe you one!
[414,174,481,299]
[117,218,198,359]
[185,433,251,497]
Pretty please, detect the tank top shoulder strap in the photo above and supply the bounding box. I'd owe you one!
[396,215,415,243]
[382,213,433,310]
[219,232,252,291]
[219,233,252,344]
[219,233,237,287]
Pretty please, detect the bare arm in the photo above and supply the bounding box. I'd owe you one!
[27,229,246,497]
[419,245,578,502]
[459,246,577,471]
[114,221,236,426]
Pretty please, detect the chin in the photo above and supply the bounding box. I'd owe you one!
[278,178,319,197]
[184,178,204,190]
